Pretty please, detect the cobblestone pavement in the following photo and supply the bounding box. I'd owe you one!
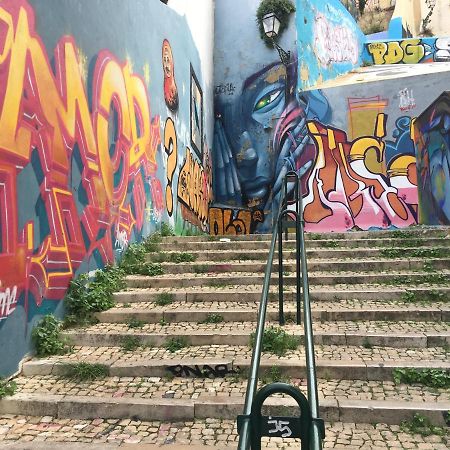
[13,375,450,403]
[0,416,448,448]
[64,320,450,335]
[36,344,450,364]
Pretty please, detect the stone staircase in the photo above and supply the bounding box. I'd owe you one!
[1,227,449,448]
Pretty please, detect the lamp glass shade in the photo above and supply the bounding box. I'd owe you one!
[262,12,281,38]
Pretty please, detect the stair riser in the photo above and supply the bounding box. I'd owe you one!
[62,332,450,348]
[0,395,447,426]
[23,360,450,383]
[113,288,450,303]
[153,259,450,274]
[125,273,450,288]
[157,237,449,251]
[96,309,447,324]
[152,247,450,262]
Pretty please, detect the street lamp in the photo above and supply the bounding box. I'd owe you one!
[262,12,291,66]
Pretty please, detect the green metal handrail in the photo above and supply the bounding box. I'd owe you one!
[237,171,323,449]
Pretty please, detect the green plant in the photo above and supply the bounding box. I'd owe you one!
[122,303,132,308]
[64,265,125,327]
[155,293,174,306]
[61,362,109,381]
[159,317,169,326]
[321,241,339,248]
[169,252,197,263]
[260,366,289,384]
[362,337,372,349]
[400,413,446,437]
[250,326,300,356]
[164,337,189,352]
[393,368,450,389]
[32,315,70,357]
[160,222,175,237]
[193,264,209,273]
[200,313,224,324]
[120,336,141,352]
[0,378,17,399]
[127,317,145,329]
[256,0,296,47]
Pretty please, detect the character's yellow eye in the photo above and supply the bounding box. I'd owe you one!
[254,90,282,111]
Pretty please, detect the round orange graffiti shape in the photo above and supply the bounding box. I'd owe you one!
[162,39,179,112]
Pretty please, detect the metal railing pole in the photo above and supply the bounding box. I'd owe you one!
[297,178,322,450]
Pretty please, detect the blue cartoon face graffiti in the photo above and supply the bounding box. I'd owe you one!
[213,56,330,230]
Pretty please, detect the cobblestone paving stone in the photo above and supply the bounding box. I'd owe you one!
[0,416,448,448]
[35,344,450,363]
[13,375,450,402]
[64,320,450,335]
[111,299,449,311]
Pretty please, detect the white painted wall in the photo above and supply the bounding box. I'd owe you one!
[167,0,215,146]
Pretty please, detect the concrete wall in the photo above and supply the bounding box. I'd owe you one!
[0,0,214,376]
[296,0,365,90]
[412,92,450,225]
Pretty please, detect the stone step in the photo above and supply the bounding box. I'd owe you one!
[152,246,450,262]
[95,300,450,324]
[161,227,449,242]
[156,237,450,251]
[149,258,450,275]
[62,321,450,348]
[0,416,448,449]
[124,270,450,289]
[114,285,450,303]
[23,353,450,382]
[1,376,448,425]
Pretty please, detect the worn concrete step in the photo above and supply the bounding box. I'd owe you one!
[1,417,448,450]
[62,321,450,348]
[114,285,450,303]
[156,237,450,252]
[124,270,450,289]
[23,353,450,382]
[0,383,448,425]
[95,300,450,324]
[162,227,449,242]
[152,246,450,262]
[150,258,450,275]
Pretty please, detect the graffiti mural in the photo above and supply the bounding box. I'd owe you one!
[412,92,450,225]
[0,0,212,376]
[363,37,450,65]
[209,207,264,236]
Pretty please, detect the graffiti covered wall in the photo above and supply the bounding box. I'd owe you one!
[412,92,450,225]
[213,0,450,235]
[363,37,450,65]
[296,0,365,90]
[0,0,214,376]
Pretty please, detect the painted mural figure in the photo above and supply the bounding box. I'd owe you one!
[162,39,179,112]
[213,54,330,232]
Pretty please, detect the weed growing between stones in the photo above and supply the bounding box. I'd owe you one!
[260,366,290,385]
[250,326,300,356]
[122,303,132,308]
[362,337,373,349]
[155,293,174,306]
[32,315,71,357]
[393,368,450,389]
[400,413,447,437]
[321,241,338,248]
[160,222,175,237]
[164,337,189,352]
[159,317,169,326]
[402,290,448,304]
[169,252,197,263]
[199,313,224,324]
[193,264,209,273]
[120,336,141,352]
[61,362,109,381]
[64,265,125,327]
[127,318,145,329]
[0,378,17,399]
[380,247,446,259]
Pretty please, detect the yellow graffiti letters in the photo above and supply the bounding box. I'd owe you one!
[367,39,425,65]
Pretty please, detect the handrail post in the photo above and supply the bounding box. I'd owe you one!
[278,215,285,326]
[297,174,322,450]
